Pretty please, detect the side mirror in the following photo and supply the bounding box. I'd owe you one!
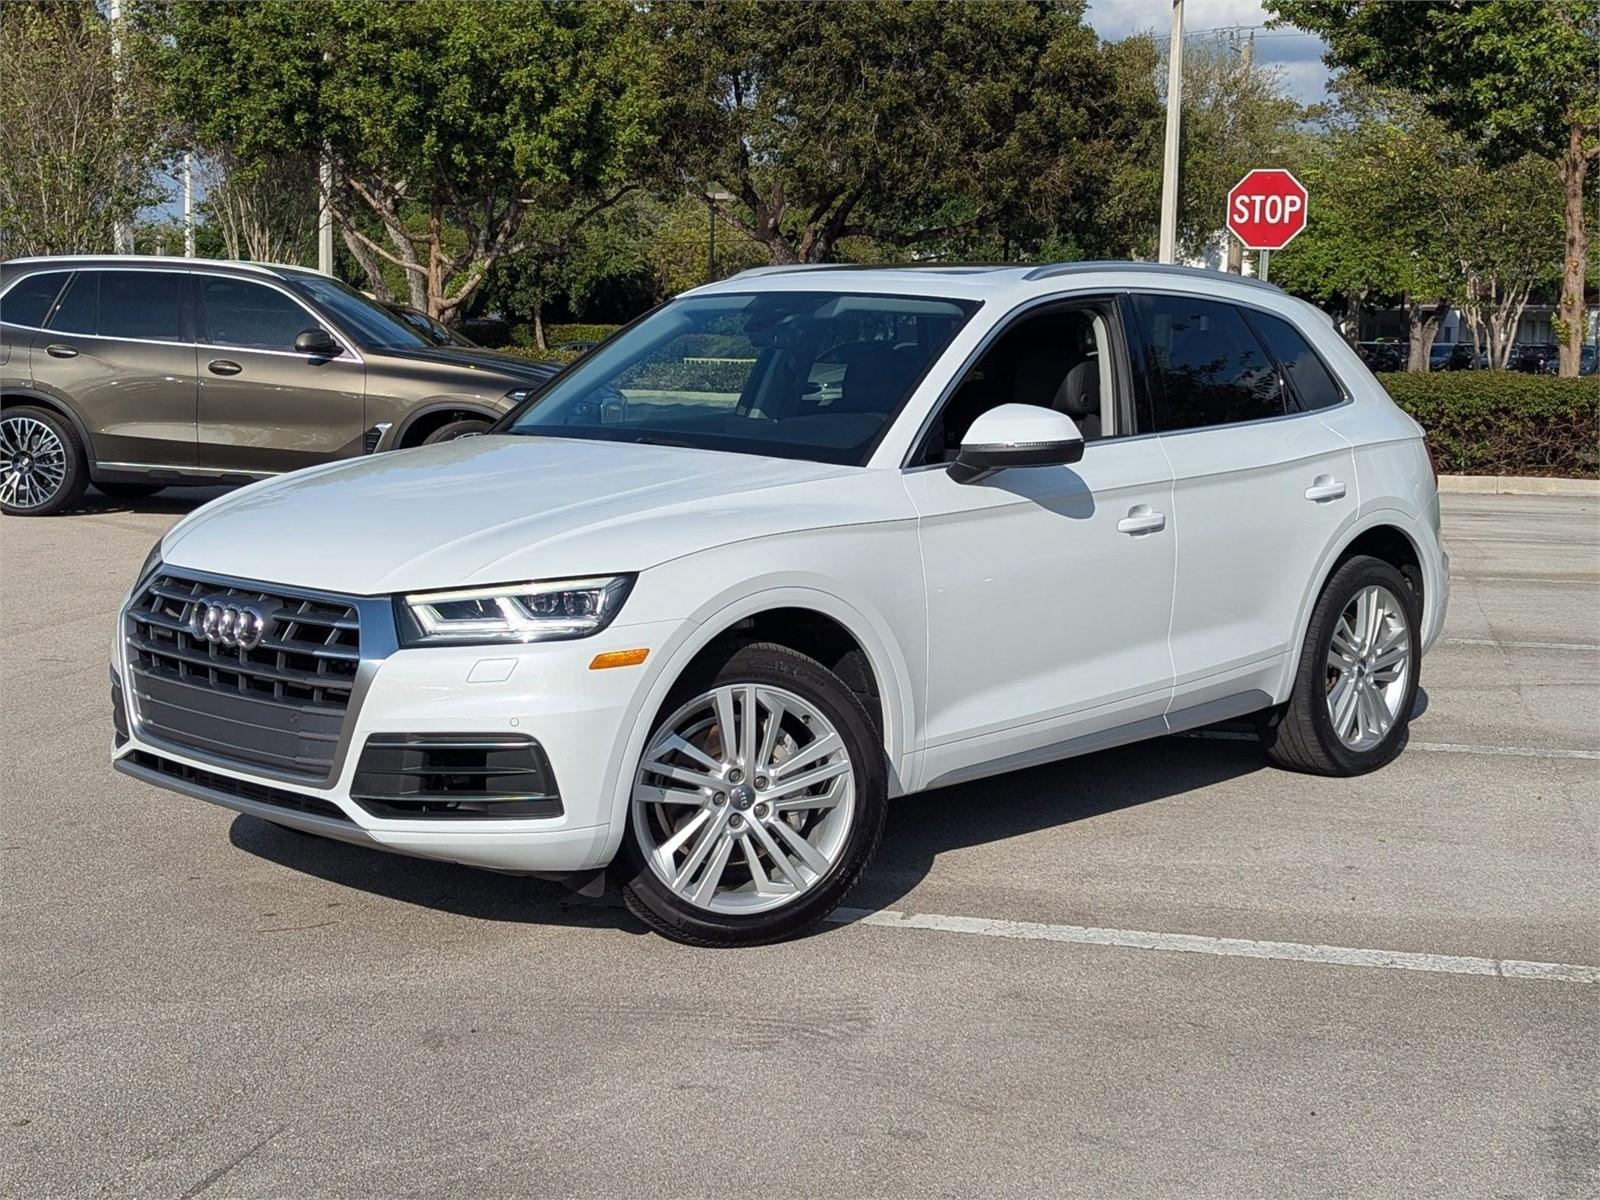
[294,328,340,357]
[949,403,1084,485]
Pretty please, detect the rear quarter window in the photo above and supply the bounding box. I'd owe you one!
[1248,309,1346,411]
[1,272,70,328]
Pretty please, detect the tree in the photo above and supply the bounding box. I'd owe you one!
[1268,0,1600,375]
[1455,155,1565,368]
[158,0,657,321]
[199,151,319,265]
[646,0,1130,265]
[0,2,167,257]
[1270,86,1466,369]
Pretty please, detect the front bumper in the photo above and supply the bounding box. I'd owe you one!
[113,620,680,874]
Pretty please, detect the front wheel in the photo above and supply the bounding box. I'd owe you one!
[421,418,491,445]
[620,642,886,946]
[1259,555,1420,775]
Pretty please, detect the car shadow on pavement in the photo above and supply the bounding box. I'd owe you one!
[847,735,1268,916]
[227,814,655,934]
[227,732,1271,938]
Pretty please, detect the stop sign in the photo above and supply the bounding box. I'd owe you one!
[1227,168,1308,251]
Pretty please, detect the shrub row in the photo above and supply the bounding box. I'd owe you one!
[1376,371,1598,479]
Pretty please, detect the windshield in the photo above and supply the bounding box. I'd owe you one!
[503,291,978,465]
[283,273,435,350]
[389,304,476,347]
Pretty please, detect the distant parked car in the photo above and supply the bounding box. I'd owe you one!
[553,338,602,355]
[1357,341,1405,373]
[1510,343,1561,374]
[0,255,560,515]
[1530,344,1597,376]
[1428,343,1477,371]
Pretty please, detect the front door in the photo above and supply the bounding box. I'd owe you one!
[193,274,365,474]
[903,302,1176,790]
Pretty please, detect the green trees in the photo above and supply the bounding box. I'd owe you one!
[159,0,656,321]
[0,2,167,257]
[1274,84,1565,370]
[1269,1,1599,374]
[644,0,1142,265]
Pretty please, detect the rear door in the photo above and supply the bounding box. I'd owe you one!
[193,274,365,473]
[1126,291,1355,719]
[29,269,199,469]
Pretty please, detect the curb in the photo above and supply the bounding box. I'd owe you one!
[1438,475,1599,497]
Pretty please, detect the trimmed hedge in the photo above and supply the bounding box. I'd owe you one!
[1377,371,1598,479]
[503,323,623,365]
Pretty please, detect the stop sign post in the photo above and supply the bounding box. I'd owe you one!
[1226,168,1308,282]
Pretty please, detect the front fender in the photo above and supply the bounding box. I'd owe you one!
[589,570,923,869]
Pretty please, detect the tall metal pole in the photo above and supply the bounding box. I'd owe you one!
[109,0,133,254]
[182,152,195,257]
[707,200,717,283]
[1157,0,1184,264]
[318,154,335,274]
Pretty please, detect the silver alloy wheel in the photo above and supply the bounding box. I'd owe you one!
[1325,584,1411,751]
[632,683,856,915]
[0,415,69,510]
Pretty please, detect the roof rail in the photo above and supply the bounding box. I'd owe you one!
[2,253,283,277]
[1023,260,1282,291]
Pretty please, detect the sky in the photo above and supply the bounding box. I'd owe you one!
[1086,0,1334,103]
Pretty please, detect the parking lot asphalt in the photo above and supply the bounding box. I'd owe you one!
[3,489,1597,1199]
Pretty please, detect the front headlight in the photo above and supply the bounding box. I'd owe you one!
[398,575,634,646]
[504,387,539,404]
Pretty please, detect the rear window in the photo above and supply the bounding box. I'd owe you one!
[100,271,186,342]
[1132,294,1285,431]
[1,272,69,328]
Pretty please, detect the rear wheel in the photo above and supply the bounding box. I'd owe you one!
[1259,555,1419,775]
[1,405,86,516]
[620,642,886,946]
[421,418,491,445]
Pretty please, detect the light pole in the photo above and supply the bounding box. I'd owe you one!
[706,190,734,282]
[182,152,194,257]
[1157,0,1184,264]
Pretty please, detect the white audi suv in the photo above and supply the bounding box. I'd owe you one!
[112,263,1448,945]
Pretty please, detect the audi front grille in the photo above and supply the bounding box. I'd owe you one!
[123,571,362,781]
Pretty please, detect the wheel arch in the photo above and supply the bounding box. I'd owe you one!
[593,585,918,867]
[391,400,502,449]
[1277,509,1437,703]
[1,388,95,466]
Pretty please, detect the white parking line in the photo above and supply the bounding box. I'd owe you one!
[1179,729,1600,761]
[826,908,1600,984]
[1442,636,1600,652]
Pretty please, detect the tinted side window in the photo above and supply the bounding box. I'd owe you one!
[1133,295,1284,431]
[48,272,98,335]
[1,272,69,328]
[199,278,313,350]
[1248,310,1344,411]
[100,271,186,342]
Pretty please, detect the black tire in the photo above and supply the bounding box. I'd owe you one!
[0,404,87,516]
[421,418,491,445]
[619,641,887,947]
[1258,555,1420,776]
[94,481,164,500]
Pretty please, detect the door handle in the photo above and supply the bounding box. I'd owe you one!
[207,359,242,376]
[1117,506,1166,535]
[1304,476,1347,502]
[45,344,78,358]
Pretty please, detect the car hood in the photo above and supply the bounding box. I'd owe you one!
[160,436,865,595]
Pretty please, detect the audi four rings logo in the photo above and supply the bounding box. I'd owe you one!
[190,598,268,650]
